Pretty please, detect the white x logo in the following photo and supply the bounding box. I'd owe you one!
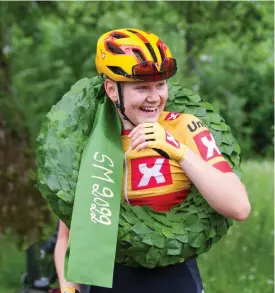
[138,158,165,187]
[167,113,180,120]
[166,132,179,148]
[201,134,221,159]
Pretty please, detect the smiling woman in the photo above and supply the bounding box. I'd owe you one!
[36,28,250,293]
[105,80,169,127]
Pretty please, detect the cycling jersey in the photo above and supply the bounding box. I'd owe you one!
[121,111,232,211]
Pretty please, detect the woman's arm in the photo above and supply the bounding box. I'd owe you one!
[129,121,251,221]
[180,149,250,221]
[54,220,81,292]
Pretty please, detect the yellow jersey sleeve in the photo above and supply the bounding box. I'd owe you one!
[180,114,232,173]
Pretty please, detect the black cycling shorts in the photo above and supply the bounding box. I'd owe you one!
[88,257,204,293]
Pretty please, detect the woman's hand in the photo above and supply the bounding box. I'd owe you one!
[129,123,188,162]
[61,288,80,293]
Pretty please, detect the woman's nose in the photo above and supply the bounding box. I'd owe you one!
[147,89,160,102]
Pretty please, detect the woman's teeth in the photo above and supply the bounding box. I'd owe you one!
[140,107,157,112]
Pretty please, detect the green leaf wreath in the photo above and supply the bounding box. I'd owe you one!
[36,76,241,268]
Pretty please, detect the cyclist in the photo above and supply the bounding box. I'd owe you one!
[56,28,250,293]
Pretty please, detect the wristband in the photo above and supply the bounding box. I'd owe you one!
[62,288,80,293]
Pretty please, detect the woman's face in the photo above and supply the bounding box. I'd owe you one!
[119,80,169,129]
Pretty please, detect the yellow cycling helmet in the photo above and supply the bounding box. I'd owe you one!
[95,28,177,82]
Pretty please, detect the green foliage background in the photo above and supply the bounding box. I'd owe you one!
[0,1,273,157]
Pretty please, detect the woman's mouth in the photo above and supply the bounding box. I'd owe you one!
[139,106,158,113]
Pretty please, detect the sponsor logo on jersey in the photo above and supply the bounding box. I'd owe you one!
[165,112,181,121]
[131,156,172,190]
[166,131,180,148]
[193,130,222,160]
[187,120,204,132]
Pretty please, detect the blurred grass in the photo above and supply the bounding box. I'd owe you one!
[0,160,273,293]
[0,236,25,293]
[199,160,274,293]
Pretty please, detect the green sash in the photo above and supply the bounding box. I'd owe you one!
[65,95,123,288]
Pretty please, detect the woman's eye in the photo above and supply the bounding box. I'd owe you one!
[157,83,165,88]
[137,86,147,90]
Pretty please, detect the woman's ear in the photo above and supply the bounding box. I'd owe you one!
[104,79,118,103]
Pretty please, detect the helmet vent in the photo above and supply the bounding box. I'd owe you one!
[127,29,138,34]
[107,66,129,77]
[157,45,165,62]
[106,42,125,54]
[132,49,146,63]
[111,32,128,39]
[145,43,158,63]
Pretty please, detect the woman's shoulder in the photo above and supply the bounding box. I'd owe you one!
[160,111,205,131]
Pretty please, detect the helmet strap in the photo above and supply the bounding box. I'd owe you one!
[115,82,136,127]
